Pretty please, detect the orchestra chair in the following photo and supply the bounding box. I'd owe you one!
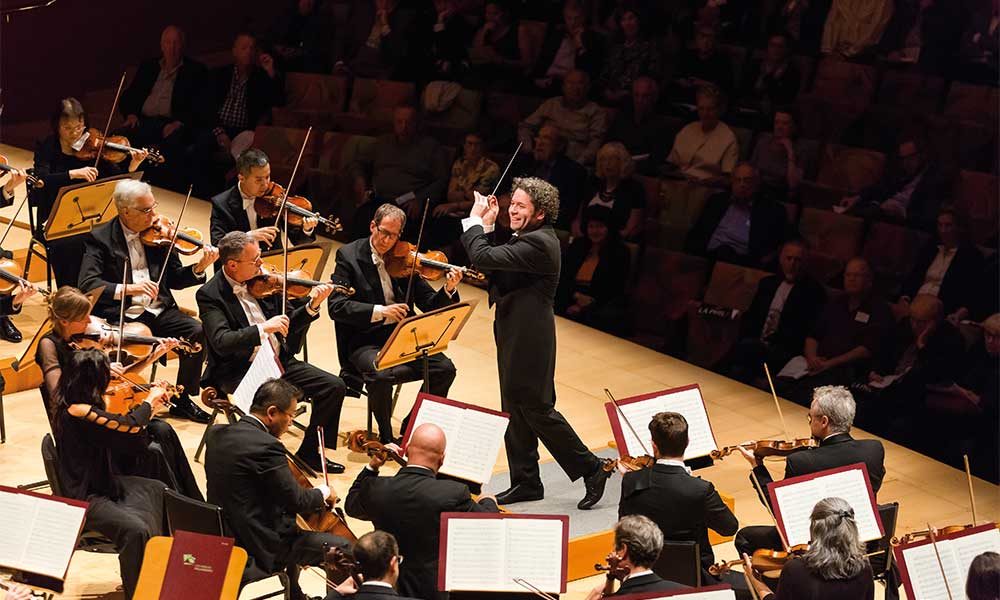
[651,541,701,587]
[334,334,403,442]
[866,502,901,600]
[134,536,248,600]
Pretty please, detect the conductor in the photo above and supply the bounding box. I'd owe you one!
[460,177,612,509]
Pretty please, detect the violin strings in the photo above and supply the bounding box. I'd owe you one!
[154,186,193,290]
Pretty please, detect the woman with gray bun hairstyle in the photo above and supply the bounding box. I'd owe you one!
[745,497,875,600]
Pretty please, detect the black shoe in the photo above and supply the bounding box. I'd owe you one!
[0,316,22,343]
[301,455,346,475]
[495,484,544,505]
[577,460,614,510]
[169,397,212,424]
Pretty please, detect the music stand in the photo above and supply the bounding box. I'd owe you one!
[261,241,333,280]
[374,301,477,392]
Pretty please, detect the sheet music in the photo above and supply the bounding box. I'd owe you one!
[409,398,508,484]
[615,387,716,459]
[410,399,464,451]
[772,468,881,547]
[616,590,736,600]
[902,528,1000,600]
[231,338,283,414]
[0,489,86,579]
[777,356,809,380]
[444,519,507,590]
[504,519,563,593]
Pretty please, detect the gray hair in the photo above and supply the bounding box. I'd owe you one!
[373,203,406,229]
[695,83,726,110]
[219,231,253,264]
[237,149,269,175]
[802,497,867,579]
[512,176,559,224]
[113,179,153,211]
[811,386,856,434]
[614,515,663,568]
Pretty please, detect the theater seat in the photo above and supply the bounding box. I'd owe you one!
[647,179,714,250]
[953,170,999,246]
[862,222,930,298]
[798,207,865,284]
[628,249,709,351]
[876,70,945,115]
[809,57,876,111]
[816,144,886,194]
[944,82,999,126]
[273,73,349,131]
[348,78,417,122]
[686,262,770,368]
[251,126,320,193]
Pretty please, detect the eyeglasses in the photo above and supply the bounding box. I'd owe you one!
[130,202,159,215]
[396,555,405,566]
[375,225,401,241]
[236,256,263,265]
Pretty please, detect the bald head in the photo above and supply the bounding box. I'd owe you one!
[407,423,446,472]
[910,295,944,322]
[161,26,185,66]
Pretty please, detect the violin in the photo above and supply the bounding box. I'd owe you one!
[711,438,818,460]
[384,240,486,282]
[602,454,654,474]
[72,128,164,164]
[324,546,363,590]
[103,373,180,415]
[891,524,977,546]
[0,155,43,188]
[708,545,809,578]
[254,182,342,234]
[139,214,206,256]
[0,258,49,297]
[246,263,355,300]
[70,318,202,362]
[594,552,631,595]
[343,429,407,467]
[285,454,359,543]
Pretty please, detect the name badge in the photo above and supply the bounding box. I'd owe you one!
[855,311,870,324]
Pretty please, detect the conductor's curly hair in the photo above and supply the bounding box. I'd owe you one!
[512,176,559,225]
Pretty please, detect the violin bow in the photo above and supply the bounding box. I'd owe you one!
[153,185,192,290]
[274,127,312,317]
[927,523,955,600]
[490,141,523,198]
[750,469,792,553]
[115,258,129,365]
[402,197,431,309]
[604,388,652,458]
[0,192,27,248]
[93,71,128,169]
[317,425,330,487]
[763,362,789,441]
[964,454,978,526]
[512,577,558,600]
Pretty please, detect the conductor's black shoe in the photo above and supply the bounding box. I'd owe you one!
[496,484,544,505]
[577,460,614,510]
[0,316,22,342]
[169,397,212,424]
[301,455,346,475]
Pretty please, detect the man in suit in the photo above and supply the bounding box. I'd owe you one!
[325,531,421,600]
[328,203,461,443]
[734,385,886,557]
[513,124,587,232]
[196,231,346,472]
[619,412,749,598]
[79,179,216,423]
[210,149,317,250]
[205,378,351,598]
[459,177,612,509]
[345,423,499,600]
[722,238,827,384]
[684,163,788,269]
[583,515,688,598]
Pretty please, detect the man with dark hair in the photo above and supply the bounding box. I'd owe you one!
[583,515,687,597]
[205,378,351,598]
[460,177,612,509]
[328,203,461,443]
[345,424,499,600]
[325,531,422,600]
[210,149,317,249]
[618,412,748,597]
[196,231,346,472]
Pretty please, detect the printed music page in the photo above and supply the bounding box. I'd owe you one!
[231,339,283,414]
[0,488,86,580]
[772,466,881,547]
[443,518,507,590]
[901,527,1000,600]
[612,386,717,460]
[407,395,509,484]
[504,518,564,593]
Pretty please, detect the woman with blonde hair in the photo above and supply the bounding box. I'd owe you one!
[572,141,645,240]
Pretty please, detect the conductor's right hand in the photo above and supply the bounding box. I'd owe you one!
[249,226,280,246]
[262,315,290,336]
[380,303,409,323]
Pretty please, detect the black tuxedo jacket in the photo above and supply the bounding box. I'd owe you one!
[79,216,205,321]
[328,237,458,356]
[202,64,285,131]
[752,432,886,507]
[684,192,788,266]
[195,270,316,392]
[209,185,313,249]
[204,416,326,573]
[620,463,739,571]
[120,56,208,125]
[902,242,984,316]
[326,583,421,600]
[345,466,499,600]
[614,572,689,594]
[740,274,828,356]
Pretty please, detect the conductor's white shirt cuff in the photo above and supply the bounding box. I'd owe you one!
[461,216,494,234]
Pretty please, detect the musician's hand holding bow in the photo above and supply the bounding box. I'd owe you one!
[263,315,290,337]
[379,303,409,323]
[126,280,160,302]
[249,226,279,246]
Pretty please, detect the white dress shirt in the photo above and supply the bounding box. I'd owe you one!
[918,245,958,298]
[238,181,258,229]
[116,222,165,318]
[655,458,692,474]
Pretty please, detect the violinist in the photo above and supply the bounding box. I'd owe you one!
[0,168,30,341]
[618,412,750,598]
[204,378,352,598]
[196,231,346,473]
[31,98,149,286]
[583,515,688,598]
[324,531,422,600]
[743,497,875,600]
[328,204,460,443]
[209,149,317,250]
[344,423,499,600]
[79,179,217,423]
[37,286,203,501]
[734,386,885,559]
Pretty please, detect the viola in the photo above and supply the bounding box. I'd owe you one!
[70,318,202,362]
[254,182,342,234]
[103,373,180,415]
[246,263,355,300]
[384,240,486,282]
[72,128,164,164]
[343,429,407,467]
[0,258,49,297]
[711,438,818,461]
[285,454,359,543]
[139,214,206,256]
[708,545,809,578]
[0,154,43,188]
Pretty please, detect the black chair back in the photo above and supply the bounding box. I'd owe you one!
[652,540,702,587]
[40,433,63,497]
[868,501,900,578]
[163,488,226,536]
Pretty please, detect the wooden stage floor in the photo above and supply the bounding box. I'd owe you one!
[0,143,996,599]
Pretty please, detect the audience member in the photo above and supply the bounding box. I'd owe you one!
[605,77,677,174]
[429,131,500,249]
[596,5,662,105]
[664,84,739,183]
[879,0,967,75]
[900,206,984,321]
[556,206,631,335]
[517,123,587,232]
[266,0,336,73]
[467,0,530,90]
[572,142,644,239]
[739,32,801,115]
[750,108,817,200]
[427,0,472,82]
[583,515,688,597]
[684,163,787,267]
[967,551,1000,600]
[777,257,894,405]
[959,0,1000,83]
[767,0,833,55]
[519,69,608,166]
[341,0,427,80]
[672,26,735,101]
[822,0,894,57]
[723,239,827,384]
[531,1,605,93]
